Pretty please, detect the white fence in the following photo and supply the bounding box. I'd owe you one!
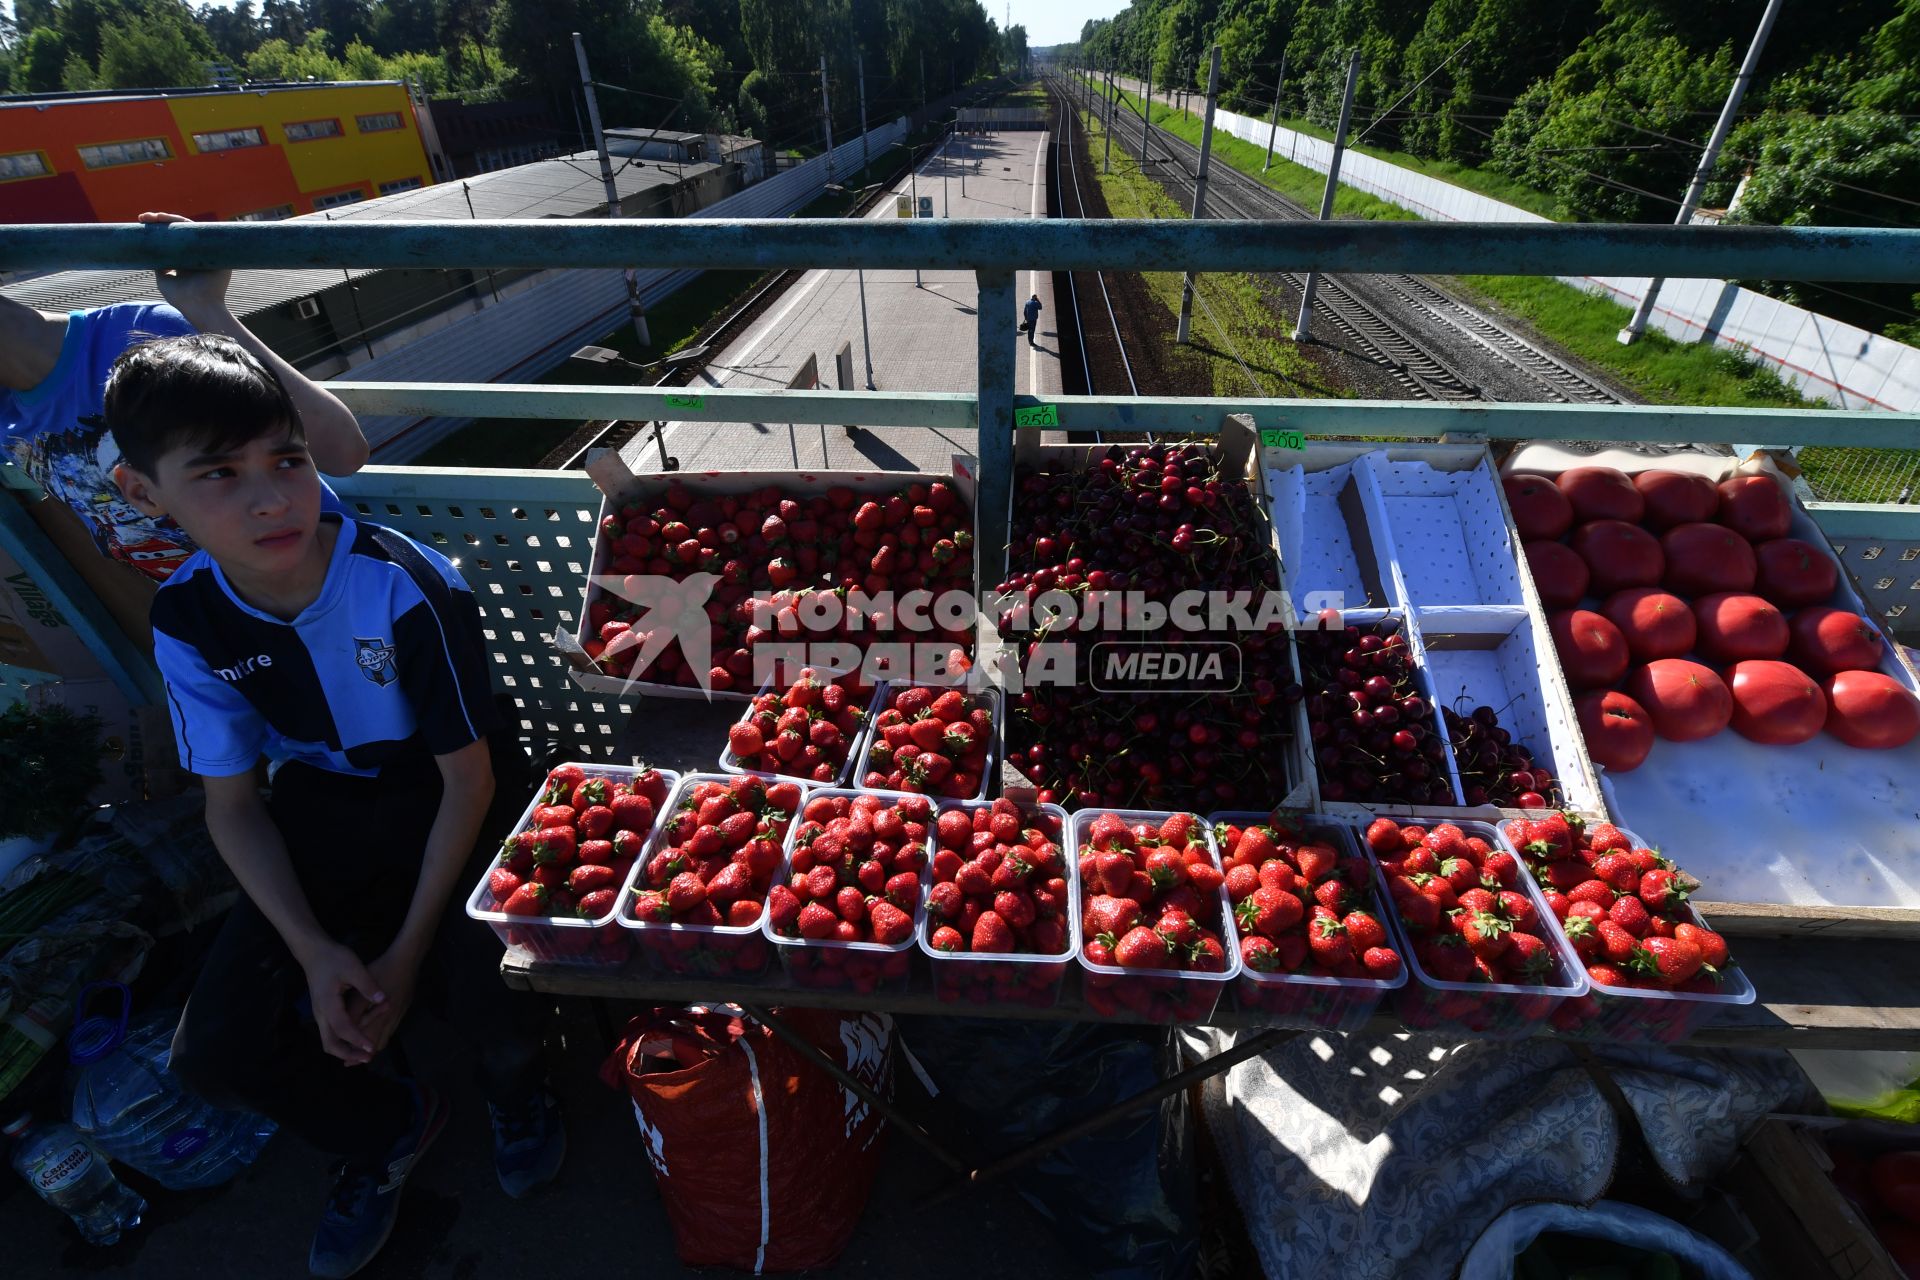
[1109,75,1920,415]
[352,117,911,458]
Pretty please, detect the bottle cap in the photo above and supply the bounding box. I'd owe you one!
[1,1114,31,1138]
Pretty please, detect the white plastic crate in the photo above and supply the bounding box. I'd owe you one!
[1361,454,1526,608]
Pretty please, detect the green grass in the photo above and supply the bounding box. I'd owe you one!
[1078,103,1335,400]
[411,270,761,469]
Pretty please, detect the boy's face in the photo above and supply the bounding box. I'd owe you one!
[114,426,323,579]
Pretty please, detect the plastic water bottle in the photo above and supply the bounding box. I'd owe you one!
[4,1113,147,1246]
[67,984,276,1191]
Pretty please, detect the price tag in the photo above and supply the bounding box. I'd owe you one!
[1260,428,1305,451]
[1014,403,1059,428]
[664,392,705,411]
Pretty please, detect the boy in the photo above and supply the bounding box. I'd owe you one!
[102,334,559,1279]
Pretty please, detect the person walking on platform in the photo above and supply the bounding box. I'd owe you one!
[1022,292,1043,346]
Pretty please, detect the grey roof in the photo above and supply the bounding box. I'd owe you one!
[1,149,719,317]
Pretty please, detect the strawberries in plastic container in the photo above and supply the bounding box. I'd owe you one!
[859,683,998,799]
[725,667,875,785]
[1075,810,1239,1022]
[922,797,1073,1006]
[767,791,931,992]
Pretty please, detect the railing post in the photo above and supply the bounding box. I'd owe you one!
[976,268,1016,583]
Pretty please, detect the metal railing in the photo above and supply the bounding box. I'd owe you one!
[5,216,1920,748]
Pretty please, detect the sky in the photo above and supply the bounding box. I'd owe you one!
[1012,1,1133,48]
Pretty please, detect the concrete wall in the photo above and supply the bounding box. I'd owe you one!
[348,116,912,458]
[1106,75,1920,414]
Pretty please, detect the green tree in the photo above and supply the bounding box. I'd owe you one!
[198,0,264,62]
[60,50,96,87]
[10,26,69,91]
[97,7,214,87]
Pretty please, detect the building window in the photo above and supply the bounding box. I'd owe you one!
[77,138,171,169]
[235,204,295,221]
[377,176,423,194]
[192,126,264,153]
[357,112,403,133]
[312,188,366,210]
[0,151,50,181]
[284,119,342,142]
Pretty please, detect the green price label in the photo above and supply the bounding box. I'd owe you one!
[1014,403,1059,428]
[1260,428,1306,451]
[664,392,705,411]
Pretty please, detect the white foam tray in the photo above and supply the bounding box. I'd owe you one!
[1506,444,1920,909]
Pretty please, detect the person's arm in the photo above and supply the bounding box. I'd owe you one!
[0,296,66,391]
[355,738,495,1052]
[201,771,386,1064]
[135,212,370,476]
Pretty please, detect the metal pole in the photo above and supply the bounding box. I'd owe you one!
[1263,52,1287,172]
[1293,49,1361,343]
[976,268,1016,585]
[1619,0,1784,345]
[856,267,876,389]
[920,50,926,109]
[573,31,647,345]
[944,118,951,215]
[819,55,836,182]
[1141,63,1153,168]
[857,51,869,175]
[1103,60,1114,173]
[910,141,921,286]
[1176,45,1221,345]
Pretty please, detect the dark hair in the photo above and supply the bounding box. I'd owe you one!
[101,334,304,476]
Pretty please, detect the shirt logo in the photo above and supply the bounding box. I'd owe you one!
[214,654,273,682]
[355,636,398,686]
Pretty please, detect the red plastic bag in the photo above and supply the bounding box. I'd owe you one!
[600,1005,893,1273]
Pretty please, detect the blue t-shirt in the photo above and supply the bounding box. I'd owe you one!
[1,301,345,583]
[150,516,499,778]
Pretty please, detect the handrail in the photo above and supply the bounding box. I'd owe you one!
[6,219,1919,280]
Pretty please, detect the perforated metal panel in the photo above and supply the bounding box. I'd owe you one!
[1805,501,1920,640]
[330,466,637,759]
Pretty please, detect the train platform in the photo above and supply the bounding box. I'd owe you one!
[624,129,1063,475]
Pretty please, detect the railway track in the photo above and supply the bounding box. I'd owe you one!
[1058,75,1628,407]
[1051,90,1138,401]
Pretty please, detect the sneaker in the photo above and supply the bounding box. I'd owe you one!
[308,1083,450,1279]
[488,1088,566,1199]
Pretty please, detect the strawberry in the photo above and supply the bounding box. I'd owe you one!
[1480,850,1520,888]
[1562,914,1600,958]
[488,865,523,901]
[578,839,614,866]
[1307,914,1354,968]
[666,872,708,915]
[570,777,610,810]
[1632,935,1704,988]
[1234,886,1302,939]
[767,884,802,931]
[1584,823,1631,856]
[869,900,913,945]
[501,882,549,916]
[542,764,585,804]
[568,863,617,895]
[1595,919,1639,964]
[1608,895,1653,938]
[1241,935,1282,972]
[1459,910,1511,961]
[1591,854,1637,892]
[930,924,965,952]
[765,781,802,812]
[1363,818,1402,854]
[1672,922,1728,968]
[1111,925,1171,969]
[1637,868,1689,916]
[1566,879,1615,909]
[728,722,765,758]
[971,910,1014,953]
[796,900,839,939]
[1503,931,1555,982]
[1342,910,1387,952]
[1361,946,1402,979]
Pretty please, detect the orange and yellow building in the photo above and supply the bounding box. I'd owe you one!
[0,81,435,225]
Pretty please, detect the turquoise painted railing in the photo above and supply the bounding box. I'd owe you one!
[7,216,1920,746]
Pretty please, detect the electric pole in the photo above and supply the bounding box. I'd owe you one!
[1103,59,1115,173]
[1176,46,1221,344]
[1264,53,1288,172]
[573,31,647,346]
[1619,0,1784,344]
[819,55,835,181]
[857,51,869,174]
[1141,62,1153,168]
[1293,49,1360,343]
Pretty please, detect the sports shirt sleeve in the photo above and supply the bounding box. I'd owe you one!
[151,628,269,776]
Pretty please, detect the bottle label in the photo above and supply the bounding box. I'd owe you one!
[34,1142,95,1194]
[161,1128,210,1161]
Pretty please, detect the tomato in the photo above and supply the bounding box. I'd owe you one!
[1524,539,1590,609]
[1693,592,1789,663]
[1575,690,1654,772]
[1825,671,1920,750]
[1556,466,1645,524]
[1570,520,1664,594]
[1789,606,1886,675]
[1716,474,1793,542]
[1549,608,1630,690]
[1626,659,1732,742]
[1503,474,1574,541]
[1602,588,1697,661]
[1661,522,1758,596]
[1728,659,1827,745]
[1633,469,1720,531]
[1753,537,1839,608]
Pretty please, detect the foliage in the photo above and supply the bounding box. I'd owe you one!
[10,25,68,92]
[1068,0,1920,338]
[97,3,215,88]
[0,702,105,841]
